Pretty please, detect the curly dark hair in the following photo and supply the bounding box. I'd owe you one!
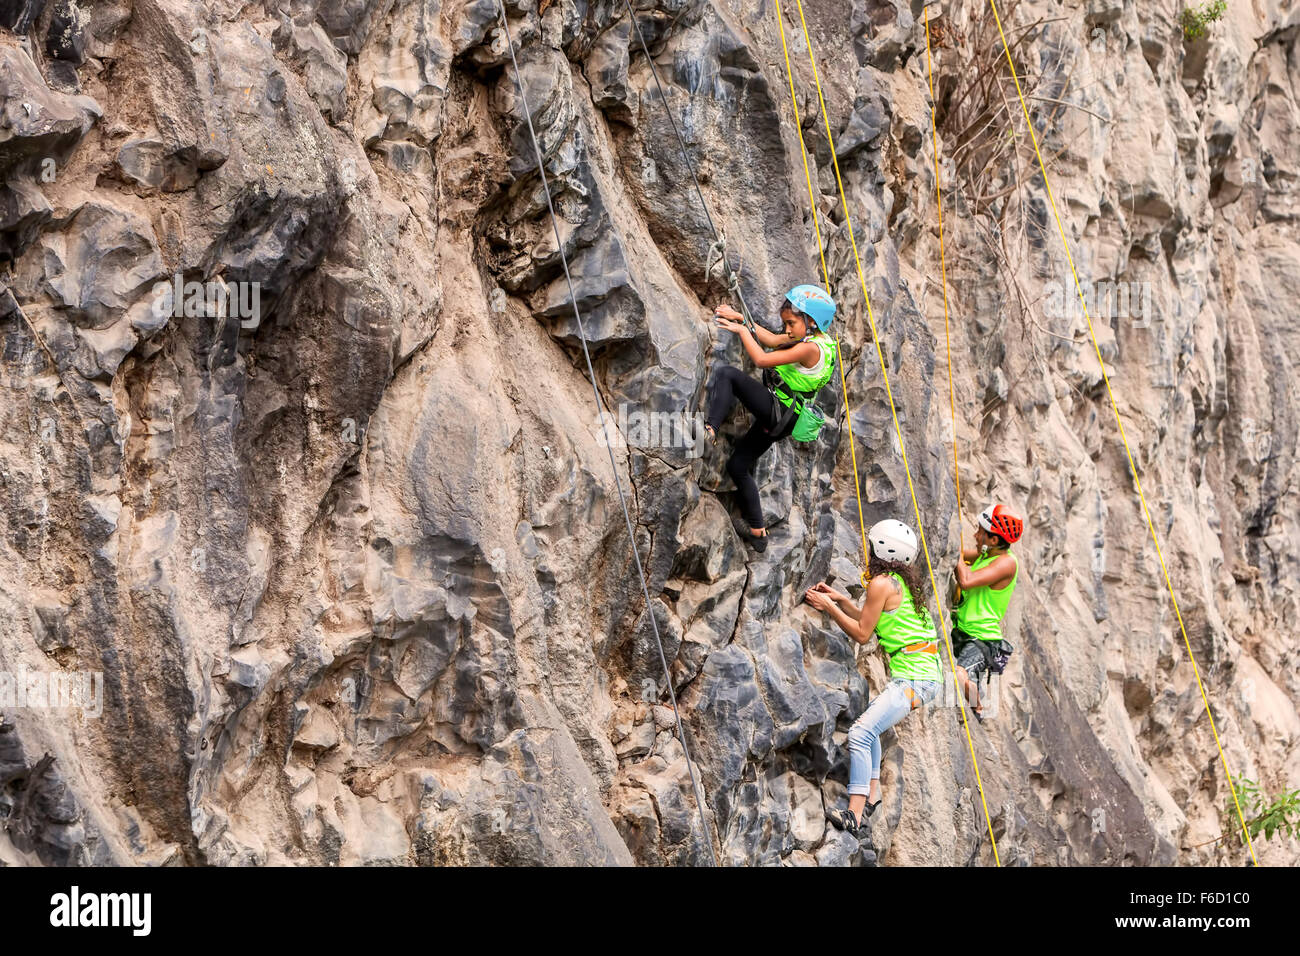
[868,553,931,622]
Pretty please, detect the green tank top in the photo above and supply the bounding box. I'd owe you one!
[955,551,1018,641]
[775,333,835,406]
[874,573,941,682]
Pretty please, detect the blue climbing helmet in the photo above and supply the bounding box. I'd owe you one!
[784,284,837,331]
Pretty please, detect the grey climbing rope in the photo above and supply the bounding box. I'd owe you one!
[493,0,719,867]
[619,0,762,336]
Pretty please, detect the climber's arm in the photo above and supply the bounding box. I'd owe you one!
[955,553,1015,590]
[855,576,892,643]
[825,576,889,645]
[837,595,864,617]
[807,583,860,617]
[752,325,789,349]
[714,310,818,369]
[743,336,817,369]
[715,304,785,348]
[822,598,864,644]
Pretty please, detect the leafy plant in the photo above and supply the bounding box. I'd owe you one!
[1182,1,1227,41]
[1222,775,1300,847]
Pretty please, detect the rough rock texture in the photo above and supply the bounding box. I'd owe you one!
[0,0,1296,866]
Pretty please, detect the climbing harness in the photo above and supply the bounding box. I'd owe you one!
[493,0,718,867]
[766,375,826,442]
[765,322,835,441]
[773,0,1002,863]
[986,0,1257,863]
[988,639,1015,676]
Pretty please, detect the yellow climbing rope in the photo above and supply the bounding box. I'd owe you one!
[774,0,1001,864]
[771,4,870,580]
[924,11,966,554]
[986,0,1257,864]
[920,3,1006,858]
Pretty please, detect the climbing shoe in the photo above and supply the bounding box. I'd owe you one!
[826,807,860,836]
[744,529,769,553]
[864,798,882,818]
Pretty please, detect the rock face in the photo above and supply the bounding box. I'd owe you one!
[0,0,1297,867]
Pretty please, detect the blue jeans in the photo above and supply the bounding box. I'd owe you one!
[847,678,941,796]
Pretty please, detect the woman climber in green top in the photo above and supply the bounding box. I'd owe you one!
[804,519,943,836]
[705,285,837,553]
[951,504,1023,721]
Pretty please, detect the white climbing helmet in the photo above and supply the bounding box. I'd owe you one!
[868,519,919,565]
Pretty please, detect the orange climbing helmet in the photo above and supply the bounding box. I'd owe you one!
[979,504,1023,544]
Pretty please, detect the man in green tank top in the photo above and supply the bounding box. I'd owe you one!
[951,504,1023,721]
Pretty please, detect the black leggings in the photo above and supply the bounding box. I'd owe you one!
[706,365,792,530]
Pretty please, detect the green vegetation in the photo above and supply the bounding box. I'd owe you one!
[1182,1,1227,41]
[1222,775,1300,847]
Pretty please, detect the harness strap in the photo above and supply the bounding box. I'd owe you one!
[887,640,940,658]
[765,333,826,434]
[766,378,818,435]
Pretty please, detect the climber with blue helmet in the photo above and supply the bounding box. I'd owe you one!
[804,519,943,836]
[705,285,838,553]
